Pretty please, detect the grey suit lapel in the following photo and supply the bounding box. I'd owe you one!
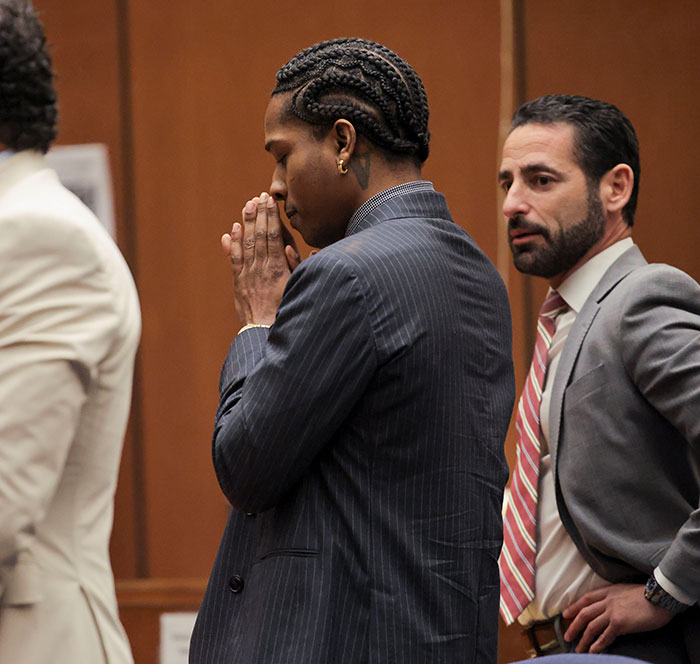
[548,245,648,469]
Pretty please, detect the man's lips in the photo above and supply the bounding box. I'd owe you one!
[509,227,536,238]
[509,225,545,245]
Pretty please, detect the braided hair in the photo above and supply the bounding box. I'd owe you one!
[0,0,57,153]
[273,38,430,164]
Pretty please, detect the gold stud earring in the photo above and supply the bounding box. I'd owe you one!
[337,159,349,175]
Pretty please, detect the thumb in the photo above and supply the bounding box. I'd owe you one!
[285,244,301,271]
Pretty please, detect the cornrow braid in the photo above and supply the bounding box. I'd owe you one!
[273,38,430,163]
[0,0,57,153]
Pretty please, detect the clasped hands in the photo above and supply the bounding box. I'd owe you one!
[561,582,674,653]
[221,192,301,327]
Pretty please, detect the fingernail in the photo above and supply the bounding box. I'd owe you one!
[267,195,276,208]
[260,192,268,202]
[232,222,241,232]
[245,201,255,213]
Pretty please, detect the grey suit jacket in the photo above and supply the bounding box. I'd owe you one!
[190,187,515,663]
[549,246,700,600]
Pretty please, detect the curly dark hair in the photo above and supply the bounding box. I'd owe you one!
[273,38,430,164]
[0,0,57,153]
[512,94,640,226]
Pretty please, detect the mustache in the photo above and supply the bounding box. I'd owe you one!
[508,215,551,240]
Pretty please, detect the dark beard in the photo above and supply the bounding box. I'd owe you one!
[509,188,606,279]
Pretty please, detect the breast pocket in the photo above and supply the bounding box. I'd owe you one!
[565,362,607,405]
[561,363,611,459]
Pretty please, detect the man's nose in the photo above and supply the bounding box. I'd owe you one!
[502,182,529,219]
[270,169,286,201]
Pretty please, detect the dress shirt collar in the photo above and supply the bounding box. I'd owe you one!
[345,180,434,237]
[557,237,634,314]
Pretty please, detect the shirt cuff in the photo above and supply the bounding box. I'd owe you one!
[654,567,695,606]
[237,323,271,336]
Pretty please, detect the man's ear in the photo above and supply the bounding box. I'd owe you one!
[333,119,357,164]
[600,163,633,216]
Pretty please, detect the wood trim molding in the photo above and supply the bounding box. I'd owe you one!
[497,0,516,288]
[116,577,207,609]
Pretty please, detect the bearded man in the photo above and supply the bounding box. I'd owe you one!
[498,94,700,663]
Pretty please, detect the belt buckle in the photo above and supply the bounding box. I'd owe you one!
[525,614,570,658]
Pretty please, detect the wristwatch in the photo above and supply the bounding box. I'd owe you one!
[644,576,690,614]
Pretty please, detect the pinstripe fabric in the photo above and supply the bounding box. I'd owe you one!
[190,187,515,663]
[499,290,566,624]
[345,180,433,236]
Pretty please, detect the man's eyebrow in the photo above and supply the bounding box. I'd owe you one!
[498,163,564,182]
[520,162,563,177]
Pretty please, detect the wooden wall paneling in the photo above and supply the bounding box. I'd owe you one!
[117,578,206,664]
[33,0,142,580]
[126,0,504,579]
[497,0,533,477]
[521,0,700,281]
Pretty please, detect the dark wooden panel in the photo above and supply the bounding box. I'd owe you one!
[522,0,700,281]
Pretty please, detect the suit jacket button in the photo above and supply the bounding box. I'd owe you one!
[245,512,256,518]
[228,575,244,593]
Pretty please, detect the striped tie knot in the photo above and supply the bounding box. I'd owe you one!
[540,290,567,319]
[499,288,567,625]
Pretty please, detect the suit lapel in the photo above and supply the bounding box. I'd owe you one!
[548,245,648,470]
[548,302,600,470]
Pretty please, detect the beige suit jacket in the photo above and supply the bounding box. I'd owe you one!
[0,151,140,663]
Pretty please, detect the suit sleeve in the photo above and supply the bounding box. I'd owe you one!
[0,214,119,587]
[213,252,378,514]
[619,265,700,601]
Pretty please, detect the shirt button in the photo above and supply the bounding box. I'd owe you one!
[228,575,244,594]
[245,512,256,518]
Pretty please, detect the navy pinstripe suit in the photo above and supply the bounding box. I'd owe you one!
[190,184,515,663]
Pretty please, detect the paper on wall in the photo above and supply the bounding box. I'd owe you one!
[45,143,116,239]
[159,612,198,664]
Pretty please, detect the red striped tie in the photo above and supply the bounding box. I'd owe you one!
[499,289,568,624]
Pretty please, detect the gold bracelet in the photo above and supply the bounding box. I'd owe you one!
[237,323,271,336]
